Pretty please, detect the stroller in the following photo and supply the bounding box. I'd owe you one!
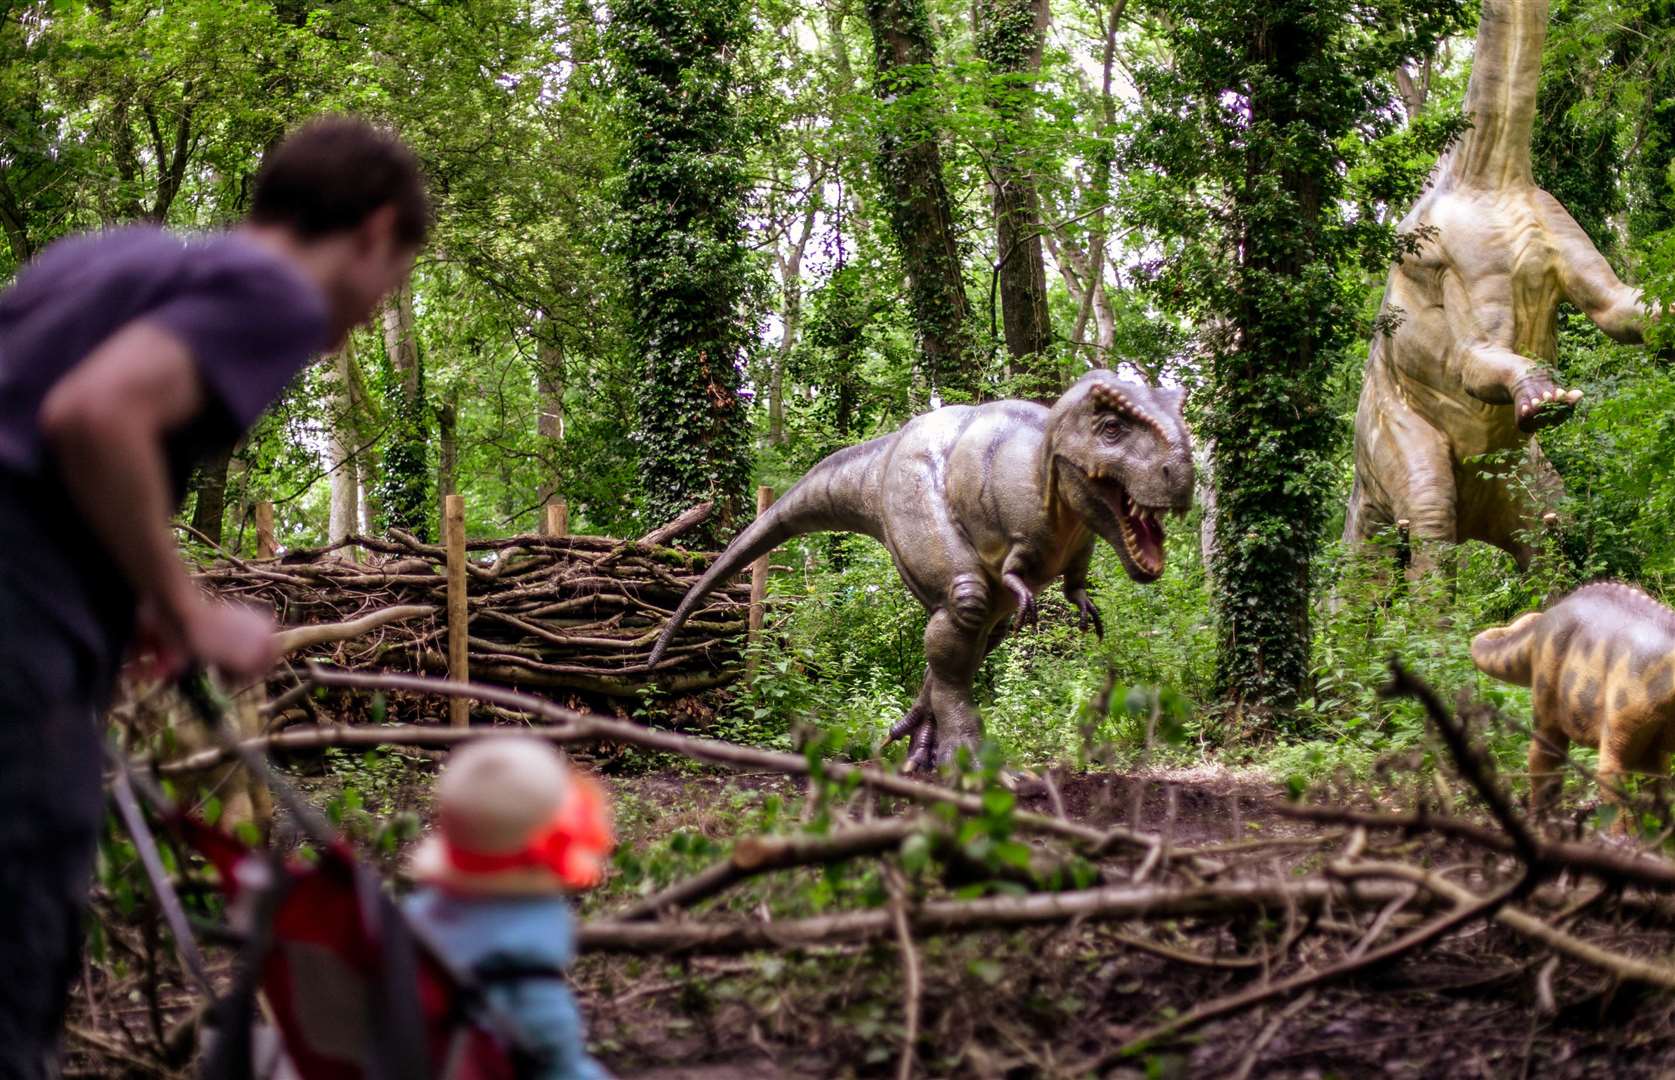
[111,675,566,1080]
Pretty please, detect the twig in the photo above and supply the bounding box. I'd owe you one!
[1230,991,1315,1080]
[1091,878,1516,1067]
[616,819,928,921]
[105,753,214,996]
[887,866,922,1080]
[63,1024,167,1077]
[1106,928,1265,969]
[1381,660,1540,867]
[1338,860,1675,990]
[1275,803,1675,893]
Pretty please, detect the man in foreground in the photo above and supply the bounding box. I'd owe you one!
[0,116,429,1078]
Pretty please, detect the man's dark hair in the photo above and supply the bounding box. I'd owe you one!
[250,116,431,247]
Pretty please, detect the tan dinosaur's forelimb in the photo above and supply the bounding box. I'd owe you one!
[1346,0,1658,569]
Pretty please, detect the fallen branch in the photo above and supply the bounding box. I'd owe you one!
[298,665,1164,857]
[273,605,436,655]
[635,500,714,548]
[577,878,1423,954]
[616,819,929,921]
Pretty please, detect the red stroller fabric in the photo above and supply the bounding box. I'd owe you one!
[181,817,520,1080]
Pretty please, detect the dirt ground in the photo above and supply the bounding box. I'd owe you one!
[63,762,1675,1079]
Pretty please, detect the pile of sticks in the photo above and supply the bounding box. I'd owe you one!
[192,503,749,698]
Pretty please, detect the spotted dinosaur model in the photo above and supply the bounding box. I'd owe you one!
[1345,0,1655,571]
[1471,582,1675,829]
[647,371,1194,770]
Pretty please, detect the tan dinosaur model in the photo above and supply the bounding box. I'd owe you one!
[1471,582,1675,830]
[1345,0,1654,571]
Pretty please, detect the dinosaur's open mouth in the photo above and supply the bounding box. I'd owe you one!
[1101,481,1167,579]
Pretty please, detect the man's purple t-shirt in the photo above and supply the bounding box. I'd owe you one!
[0,226,329,661]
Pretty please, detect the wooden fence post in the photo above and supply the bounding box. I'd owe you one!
[746,485,774,678]
[545,498,569,538]
[255,501,276,559]
[444,494,470,728]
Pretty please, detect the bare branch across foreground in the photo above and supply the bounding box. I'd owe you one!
[578,878,1423,954]
[290,665,1165,857]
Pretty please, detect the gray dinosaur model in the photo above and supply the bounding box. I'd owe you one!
[647,370,1195,770]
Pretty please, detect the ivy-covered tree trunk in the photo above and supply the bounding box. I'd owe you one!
[378,285,432,540]
[864,0,982,403]
[1206,10,1337,721]
[1130,0,1465,724]
[609,0,754,545]
[977,0,1054,393]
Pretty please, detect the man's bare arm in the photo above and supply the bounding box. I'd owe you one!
[38,322,276,675]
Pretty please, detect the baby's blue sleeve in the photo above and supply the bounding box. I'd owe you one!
[492,978,608,1080]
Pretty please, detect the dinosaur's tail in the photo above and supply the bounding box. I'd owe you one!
[1470,611,1543,687]
[646,435,892,669]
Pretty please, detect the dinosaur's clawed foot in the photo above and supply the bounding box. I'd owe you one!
[1070,590,1104,640]
[886,704,938,773]
[905,723,937,772]
[1513,374,1582,434]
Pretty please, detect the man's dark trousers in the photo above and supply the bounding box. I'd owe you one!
[0,570,107,1080]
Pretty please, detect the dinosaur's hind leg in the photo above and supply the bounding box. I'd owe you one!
[888,617,1013,772]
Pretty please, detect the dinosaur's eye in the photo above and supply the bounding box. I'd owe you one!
[1098,416,1127,443]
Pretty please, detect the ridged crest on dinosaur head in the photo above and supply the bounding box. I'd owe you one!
[1044,371,1194,583]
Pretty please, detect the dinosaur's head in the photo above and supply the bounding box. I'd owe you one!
[1045,372,1194,583]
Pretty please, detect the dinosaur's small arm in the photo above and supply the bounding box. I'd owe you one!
[649,371,1194,770]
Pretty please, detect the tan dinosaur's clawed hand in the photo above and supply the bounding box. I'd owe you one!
[1346,0,1654,571]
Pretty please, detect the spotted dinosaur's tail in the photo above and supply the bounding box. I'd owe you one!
[1470,611,1543,687]
[645,435,893,670]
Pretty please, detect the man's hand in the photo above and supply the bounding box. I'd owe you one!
[183,598,279,680]
[132,594,278,681]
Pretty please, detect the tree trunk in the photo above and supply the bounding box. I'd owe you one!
[864,0,981,403]
[536,332,565,507]
[772,183,819,444]
[378,285,431,539]
[345,347,384,531]
[382,285,423,399]
[190,446,233,547]
[1209,8,1333,721]
[437,385,459,511]
[610,0,754,546]
[324,344,360,546]
[977,0,1054,393]
[0,173,31,267]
